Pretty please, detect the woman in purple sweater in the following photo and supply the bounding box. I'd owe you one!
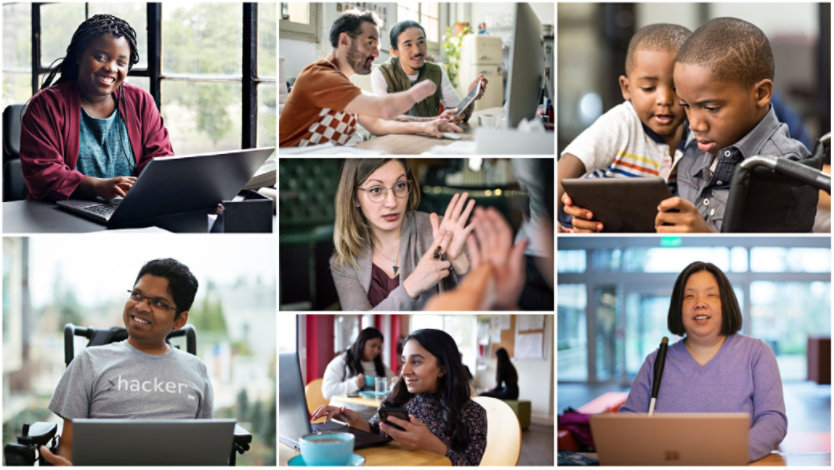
[620,261,787,462]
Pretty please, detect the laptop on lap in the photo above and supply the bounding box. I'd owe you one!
[589,412,750,465]
[72,418,235,465]
[57,147,274,229]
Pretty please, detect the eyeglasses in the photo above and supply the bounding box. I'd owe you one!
[346,32,380,50]
[357,181,409,202]
[127,289,177,312]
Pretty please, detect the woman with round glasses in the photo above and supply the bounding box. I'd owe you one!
[331,159,475,310]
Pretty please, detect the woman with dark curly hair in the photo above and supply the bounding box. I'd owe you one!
[20,14,173,201]
[312,328,487,465]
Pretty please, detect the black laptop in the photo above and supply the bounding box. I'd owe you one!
[278,352,390,450]
[73,418,235,465]
[56,147,274,229]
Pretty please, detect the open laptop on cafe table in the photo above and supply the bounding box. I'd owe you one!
[279,352,390,450]
[56,147,274,231]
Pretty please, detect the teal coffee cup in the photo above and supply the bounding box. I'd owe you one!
[364,375,376,388]
[299,432,355,465]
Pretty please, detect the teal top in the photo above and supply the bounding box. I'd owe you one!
[78,107,136,178]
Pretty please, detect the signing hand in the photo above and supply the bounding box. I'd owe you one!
[380,415,448,456]
[39,446,72,466]
[407,81,437,104]
[402,230,453,298]
[465,206,527,310]
[655,197,714,233]
[561,192,603,232]
[431,192,476,263]
[310,405,369,431]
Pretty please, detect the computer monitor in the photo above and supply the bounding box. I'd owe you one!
[505,3,545,128]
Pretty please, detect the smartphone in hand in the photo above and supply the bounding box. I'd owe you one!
[378,407,409,431]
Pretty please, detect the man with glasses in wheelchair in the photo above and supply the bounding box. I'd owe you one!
[39,258,210,465]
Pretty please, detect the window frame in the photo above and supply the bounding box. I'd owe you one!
[25,2,274,149]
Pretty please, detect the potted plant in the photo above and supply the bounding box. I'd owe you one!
[441,22,473,89]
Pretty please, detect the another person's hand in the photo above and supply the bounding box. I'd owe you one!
[310,405,368,431]
[431,192,476,262]
[465,207,527,310]
[655,196,714,233]
[470,74,487,100]
[92,176,137,200]
[380,415,447,455]
[406,81,437,105]
[39,446,72,466]
[420,119,463,138]
[402,231,452,298]
[561,192,603,232]
[354,373,365,388]
[439,108,464,123]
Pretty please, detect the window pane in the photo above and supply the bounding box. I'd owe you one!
[625,292,672,374]
[595,286,619,381]
[40,4,85,68]
[557,250,585,273]
[259,3,277,78]
[162,81,241,154]
[281,3,309,24]
[623,248,730,272]
[423,2,439,43]
[750,248,831,273]
[162,3,241,75]
[258,84,277,148]
[750,281,831,380]
[558,284,587,380]
[126,77,150,94]
[3,3,32,105]
[88,4,148,69]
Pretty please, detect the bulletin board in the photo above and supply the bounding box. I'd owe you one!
[489,315,546,359]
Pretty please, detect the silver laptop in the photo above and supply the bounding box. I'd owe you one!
[590,412,750,465]
[72,418,235,465]
[57,147,274,228]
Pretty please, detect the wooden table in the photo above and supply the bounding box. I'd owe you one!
[580,451,831,466]
[329,394,384,409]
[279,441,450,466]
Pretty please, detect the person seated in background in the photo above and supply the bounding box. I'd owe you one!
[279,10,461,148]
[20,14,173,201]
[370,20,487,123]
[479,347,519,400]
[312,329,487,465]
[559,23,691,232]
[322,327,396,398]
[620,261,786,461]
[330,159,475,311]
[40,258,210,465]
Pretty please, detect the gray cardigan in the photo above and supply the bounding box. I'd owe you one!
[330,211,459,311]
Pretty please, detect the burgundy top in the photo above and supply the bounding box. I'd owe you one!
[368,263,400,307]
[20,81,173,200]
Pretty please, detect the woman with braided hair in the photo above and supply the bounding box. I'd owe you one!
[20,14,173,201]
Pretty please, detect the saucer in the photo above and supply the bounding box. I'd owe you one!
[288,453,365,466]
[358,390,389,399]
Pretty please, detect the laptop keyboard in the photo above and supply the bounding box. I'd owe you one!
[85,204,118,218]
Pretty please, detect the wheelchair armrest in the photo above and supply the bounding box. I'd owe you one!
[233,424,252,444]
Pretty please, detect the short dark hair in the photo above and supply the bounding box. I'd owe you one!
[329,9,381,48]
[134,258,199,318]
[42,14,140,90]
[625,23,691,75]
[667,261,742,336]
[676,17,774,86]
[390,20,424,51]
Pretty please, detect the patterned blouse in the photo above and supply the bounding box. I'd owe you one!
[369,393,487,465]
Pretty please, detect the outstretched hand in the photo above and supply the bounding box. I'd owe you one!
[465,206,527,310]
[430,192,476,263]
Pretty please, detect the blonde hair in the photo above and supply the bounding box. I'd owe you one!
[332,159,421,268]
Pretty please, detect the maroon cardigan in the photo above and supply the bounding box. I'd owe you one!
[20,81,173,200]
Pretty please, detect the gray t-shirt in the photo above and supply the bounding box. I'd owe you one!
[48,341,213,420]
